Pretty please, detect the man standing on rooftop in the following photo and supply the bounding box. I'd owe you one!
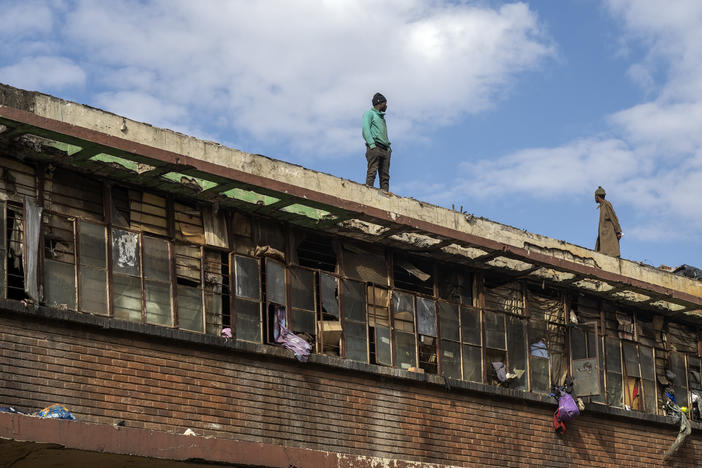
[362,92,391,191]
[594,186,623,257]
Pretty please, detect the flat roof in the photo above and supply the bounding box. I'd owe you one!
[0,82,700,317]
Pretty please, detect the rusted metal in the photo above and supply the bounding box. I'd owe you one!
[0,106,700,308]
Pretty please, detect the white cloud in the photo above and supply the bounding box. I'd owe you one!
[29,0,553,156]
[0,56,85,91]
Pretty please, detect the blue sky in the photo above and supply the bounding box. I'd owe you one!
[1,0,701,268]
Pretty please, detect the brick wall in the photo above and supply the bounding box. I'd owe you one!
[0,306,699,467]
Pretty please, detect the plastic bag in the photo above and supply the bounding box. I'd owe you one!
[37,404,75,420]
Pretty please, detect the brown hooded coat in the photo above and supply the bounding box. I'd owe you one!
[595,199,621,257]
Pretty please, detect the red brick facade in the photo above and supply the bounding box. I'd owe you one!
[1,305,699,467]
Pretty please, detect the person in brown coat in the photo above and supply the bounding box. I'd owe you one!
[594,186,622,257]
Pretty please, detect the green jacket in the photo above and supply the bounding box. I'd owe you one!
[362,108,390,149]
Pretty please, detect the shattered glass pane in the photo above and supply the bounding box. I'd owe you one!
[343,319,367,362]
[485,310,506,350]
[178,285,203,332]
[111,229,140,276]
[392,291,414,321]
[235,298,261,342]
[461,307,481,346]
[235,255,259,300]
[290,267,315,310]
[44,259,76,309]
[375,326,391,366]
[417,297,436,337]
[440,340,461,379]
[113,274,142,322]
[320,273,339,318]
[394,331,416,370]
[266,259,285,305]
[342,279,365,322]
[439,302,459,342]
[462,344,482,383]
[145,280,172,326]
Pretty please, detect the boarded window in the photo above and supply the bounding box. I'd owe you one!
[290,266,316,335]
[78,221,108,315]
[392,291,416,370]
[438,302,461,379]
[130,191,168,236]
[48,169,103,221]
[234,255,261,342]
[175,202,204,244]
[175,244,203,332]
[112,228,142,322]
[342,279,367,362]
[144,237,172,326]
[43,213,76,309]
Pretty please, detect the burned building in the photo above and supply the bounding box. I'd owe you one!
[0,82,701,467]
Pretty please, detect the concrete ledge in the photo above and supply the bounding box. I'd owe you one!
[0,298,694,432]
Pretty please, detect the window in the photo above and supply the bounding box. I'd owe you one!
[461,306,482,383]
[112,228,142,322]
[393,253,433,296]
[669,351,689,408]
[0,201,5,299]
[204,251,229,335]
[605,337,623,407]
[437,268,472,305]
[289,266,316,336]
[527,289,566,394]
[175,244,204,332]
[144,237,173,326]
[233,255,261,342]
[570,323,603,401]
[265,258,286,343]
[319,273,341,355]
[392,291,417,370]
[368,285,390,365]
[438,302,461,379]
[417,297,437,374]
[78,221,108,315]
[342,279,367,362]
[43,213,76,309]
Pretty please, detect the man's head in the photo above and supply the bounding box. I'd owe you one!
[372,92,387,112]
[594,186,606,203]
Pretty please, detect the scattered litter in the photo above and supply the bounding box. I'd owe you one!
[273,305,312,362]
[36,404,75,420]
[551,379,579,435]
[183,428,197,436]
[0,406,27,415]
[673,264,702,280]
[663,399,692,461]
[221,327,232,338]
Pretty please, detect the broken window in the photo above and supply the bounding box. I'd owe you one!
[175,201,205,244]
[175,243,204,332]
[570,323,602,399]
[392,291,417,370]
[319,273,341,355]
[144,237,173,326]
[130,190,168,237]
[343,243,387,285]
[342,279,367,362]
[669,351,689,408]
[204,250,229,335]
[605,337,623,407]
[202,205,229,249]
[264,258,286,342]
[622,341,643,410]
[393,253,433,296]
[78,221,108,315]
[437,268,472,305]
[485,279,524,316]
[438,302,461,379]
[295,232,337,272]
[507,316,527,390]
[6,204,25,300]
[527,289,567,394]
[43,213,76,309]
[417,297,437,374]
[290,266,316,336]
[639,345,657,414]
[688,356,701,415]
[461,306,482,383]
[233,255,261,343]
[112,228,142,322]
[368,285,390,365]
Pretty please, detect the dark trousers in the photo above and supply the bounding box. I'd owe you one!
[365,145,391,191]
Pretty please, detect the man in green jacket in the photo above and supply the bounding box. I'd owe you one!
[362,93,391,191]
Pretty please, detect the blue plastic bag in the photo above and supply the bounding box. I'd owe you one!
[37,404,75,420]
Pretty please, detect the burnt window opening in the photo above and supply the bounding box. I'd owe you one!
[342,278,367,362]
[393,253,433,296]
[6,204,25,300]
[417,296,437,374]
[668,351,689,409]
[437,267,473,305]
[43,212,76,310]
[527,288,566,394]
[233,255,261,343]
[621,341,656,412]
[485,276,524,316]
[297,234,337,272]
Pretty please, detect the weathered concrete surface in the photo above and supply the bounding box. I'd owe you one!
[1,82,700,303]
